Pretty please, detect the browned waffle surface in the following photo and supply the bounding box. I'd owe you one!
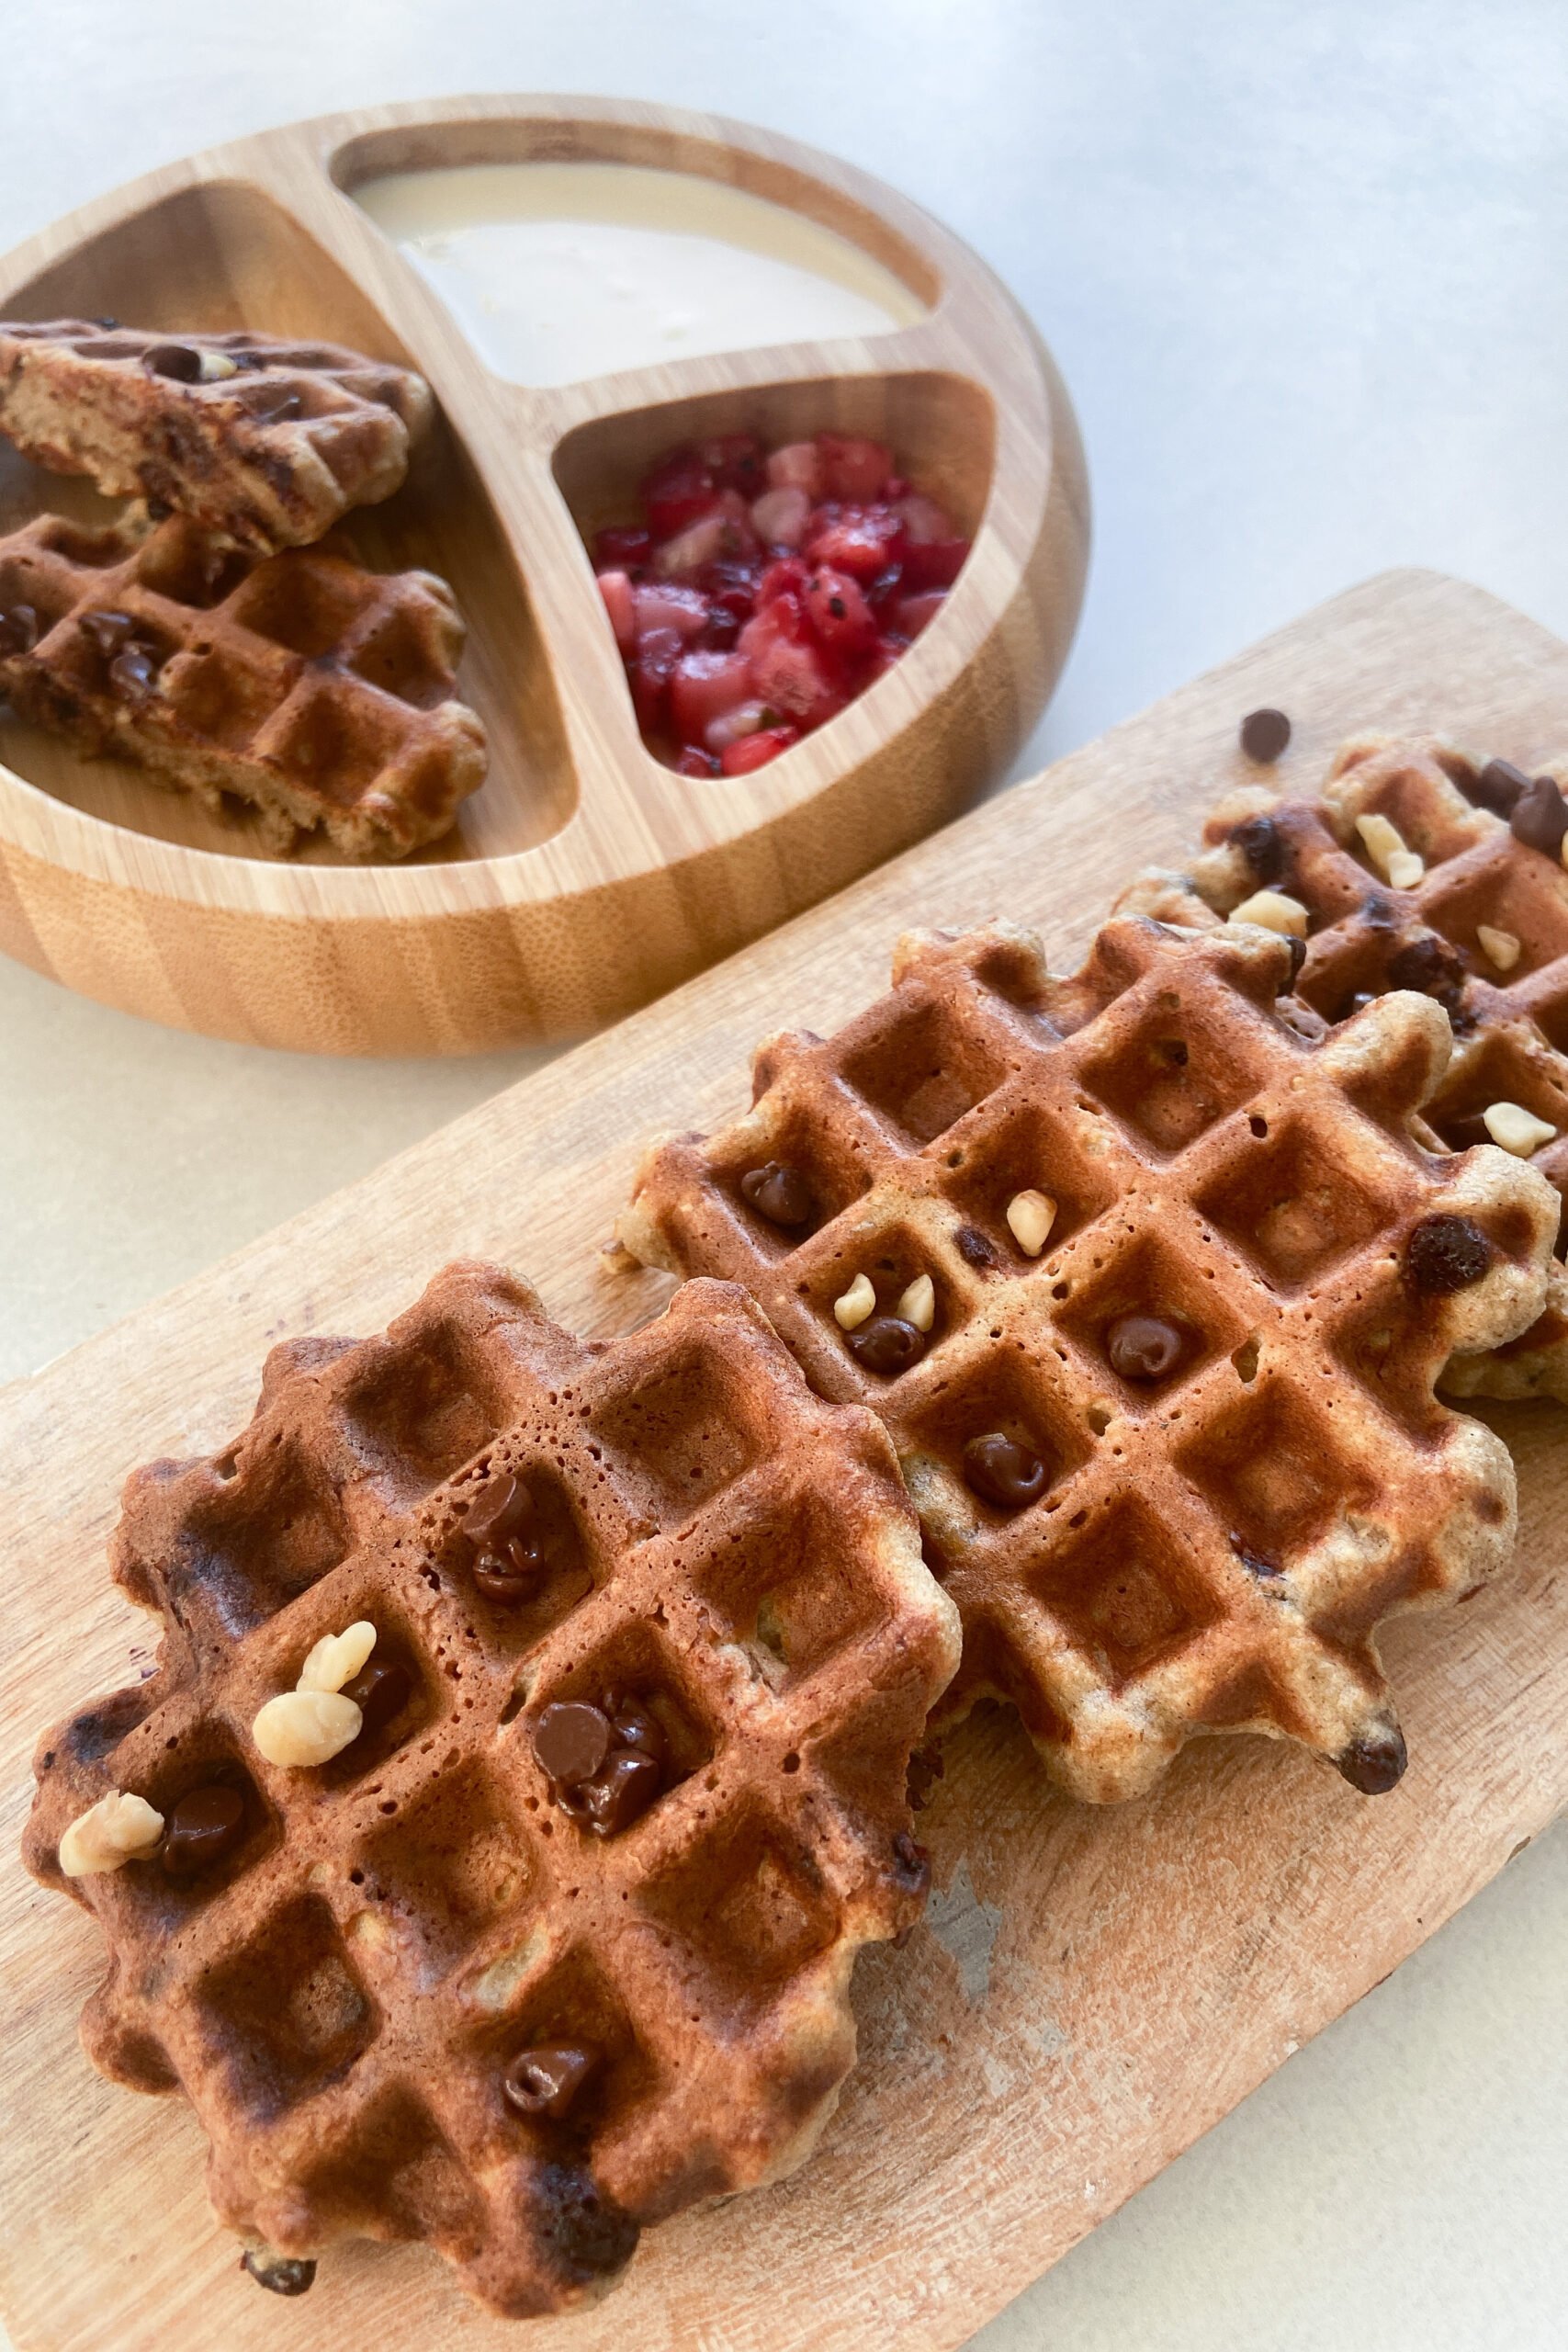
[0,510,487,855]
[23,1262,958,2318]
[1114,735,1568,1400]
[619,915,1558,1804]
[0,319,431,549]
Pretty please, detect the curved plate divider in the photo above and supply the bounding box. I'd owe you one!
[0,96,1089,1052]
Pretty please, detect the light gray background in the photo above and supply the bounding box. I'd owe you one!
[3,5,1566,2346]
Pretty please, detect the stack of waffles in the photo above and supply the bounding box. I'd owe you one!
[0,320,487,854]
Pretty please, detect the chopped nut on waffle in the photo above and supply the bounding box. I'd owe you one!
[1114,734,1568,1401]
[0,510,486,855]
[24,1262,957,2318]
[0,319,431,550]
[619,915,1557,1804]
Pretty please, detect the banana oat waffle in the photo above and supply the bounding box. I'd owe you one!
[619,914,1557,1804]
[1114,734,1568,1400]
[0,318,431,549]
[0,509,487,855]
[24,1261,958,2317]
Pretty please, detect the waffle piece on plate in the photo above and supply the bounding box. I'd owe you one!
[0,319,431,550]
[0,509,486,855]
[1113,734,1568,1400]
[23,1261,957,2318]
[619,915,1557,1804]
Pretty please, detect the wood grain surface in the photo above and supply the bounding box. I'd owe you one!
[2,568,1564,2352]
[0,94,1088,1053]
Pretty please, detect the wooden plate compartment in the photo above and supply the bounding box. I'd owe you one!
[0,96,1088,1050]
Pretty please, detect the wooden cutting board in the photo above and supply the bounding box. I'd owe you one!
[3,567,1565,2352]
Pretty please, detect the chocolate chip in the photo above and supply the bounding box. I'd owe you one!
[536,2162,639,2282]
[241,2249,317,2296]
[464,1470,536,1549]
[1386,931,1466,1017]
[847,1315,925,1375]
[503,2041,601,2121]
[1509,774,1568,858]
[891,1830,930,1893]
[243,383,303,423]
[604,1692,666,1767]
[571,1747,664,1837]
[1105,1312,1188,1382]
[962,1431,1048,1510]
[0,601,39,655]
[1231,1536,1283,1579]
[108,641,160,696]
[1336,1722,1407,1794]
[1232,812,1286,884]
[739,1160,814,1227]
[1280,932,1307,991]
[1239,707,1292,763]
[954,1224,998,1270]
[160,1782,245,1877]
[79,608,135,655]
[341,1658,412,1741]
[1464,757,1531,816]
[144,341,203,382]
[533,1700,612,1787]
[1404,1212,1493,1295]
[472,1544,545,1604]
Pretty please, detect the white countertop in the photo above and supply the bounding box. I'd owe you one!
[4,4,1566,2345]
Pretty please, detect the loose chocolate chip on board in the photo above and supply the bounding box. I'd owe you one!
[533,1701,612,1787]
[241,2248,317,2296]
[160,1783,245,1878]
[1239,707,1292,763]
[1336,1723,1407,1794]
[1404,1212,1493,1295]
[1464,756,1531,816]
[847,1315,926,1374]
[143,341,204,383]
[1105,1312,1188,1382]
[341,1658,412,1741]
[503,2042,601,2122]
[1509,774,1568,858]
[963,1431,1049,1510]
[739,1159,815,1227]
[1232,811,1287,884]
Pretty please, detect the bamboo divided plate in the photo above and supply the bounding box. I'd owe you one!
[2,570,1565,2352]
[0,94,1087,1056]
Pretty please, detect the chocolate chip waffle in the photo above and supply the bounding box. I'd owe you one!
[0,319,431,550]
[1114,734,1568,1401]
[24,1261,957,2318]
[0,509,486,855]
[618,915,1557,1804]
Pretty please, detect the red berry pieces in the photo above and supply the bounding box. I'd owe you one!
[592,428,971,775]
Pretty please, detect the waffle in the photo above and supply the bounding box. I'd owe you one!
[1114,734,1568,1400]
[0,509,486,855]
[24,1261,956,2318]
[0,319,431,550]
[618,914,1557,1804]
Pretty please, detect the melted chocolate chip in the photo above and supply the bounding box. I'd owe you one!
[1239,707,1292,763]
[465,1470,536,1548]
[1386,931,1467,1017]
[108,641,160,696]
[536,2162,639,2283]
[954,1224,998,1270]
[847,1315,925,1375]
[533,1700,612,1787]
[605,1692,666,1766]
[503,2041,601,2121]
[472,1543,546,1604]
[1336,1723,1407,1794]
[569,1748,663,1838]
[1404,1212,1493,1295]
[1232,812,1287,884]
[0,601,39,655]
[241,2249,317,2297]
[1464,756,1531,816]
[160,1782,245,1878]
[739,1159,814,1227]
[891,1830,931,1893]
[78,608,135,656]
[1231,1537,1283,1579]
[341,1658,412,1741]
[1510,773,1568,858]
[1105,1312,1188,1383]
[1280,931,1307,991]
[963,1431,1049,1510]
[144,341,203,383]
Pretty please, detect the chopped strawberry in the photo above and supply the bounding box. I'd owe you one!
[720,724,799,775]
[629,625,683,729]
[594,525,653,571]
[639,447,719,537]
[596,568,637,653]
[670,650,756,745]
[888,589,949,639]
[675,745,721,776]
[766,442,824,498]
[816,433,893,502]
[804,565,878,655]
[755,556,810,609]
[901,539,968,592]
[751,635,845,729]
[697,434,765,495]
[634,582,708,641]
[805,507,905,582]
[750,485,811,548]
